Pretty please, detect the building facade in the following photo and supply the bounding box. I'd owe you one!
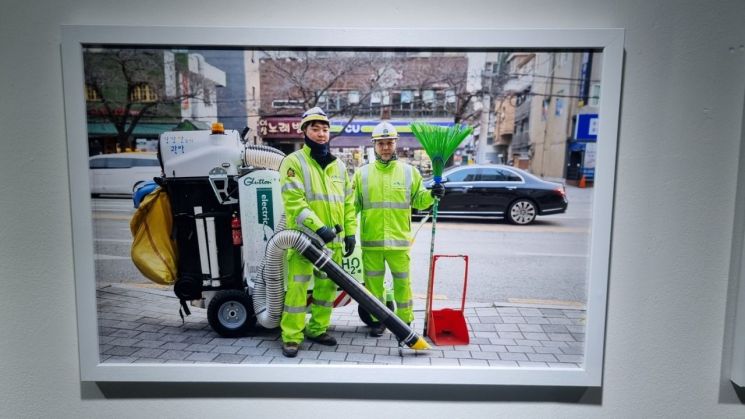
[84,49,227,154]
[252,51,475,172]
[498,51,602,181]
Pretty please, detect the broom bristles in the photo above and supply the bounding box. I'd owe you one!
[410,123,473,181]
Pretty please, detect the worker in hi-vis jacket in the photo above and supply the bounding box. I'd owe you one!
[353,121,445,337]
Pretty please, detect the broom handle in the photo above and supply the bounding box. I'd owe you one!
[423,197,439,336]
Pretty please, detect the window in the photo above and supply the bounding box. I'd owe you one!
[445,90,456,103]
[501,169,523,182]
[272,100,303,109]
[422,90,435,104]
[348,91,359,104]
[130,83,158,103]
[326,91,348,112]
[106,158,133,169]
[133,158,160,167]
[446,168,479,182]
[589,83,601,107]
[479,168,523,182]
[479,168,505,181]
[85,84,100,101]
[316,92,328,105]
[89,158,106,169]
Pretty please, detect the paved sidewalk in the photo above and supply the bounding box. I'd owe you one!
[97,283,585,367]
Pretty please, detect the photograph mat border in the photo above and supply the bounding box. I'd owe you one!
[62,25,624,386]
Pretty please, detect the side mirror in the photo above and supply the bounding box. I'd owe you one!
[440,176,449,183]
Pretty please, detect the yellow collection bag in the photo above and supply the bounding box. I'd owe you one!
[129,187,178,285]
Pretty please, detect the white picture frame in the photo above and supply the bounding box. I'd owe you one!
[62,25,623,386]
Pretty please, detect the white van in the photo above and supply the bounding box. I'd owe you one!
[89,152,162,196]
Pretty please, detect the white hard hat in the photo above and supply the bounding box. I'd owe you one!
[300,107,330,130]
[371,121,398,140]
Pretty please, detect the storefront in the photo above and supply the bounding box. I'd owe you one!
[565,112,598,184]
[258,116,459,173]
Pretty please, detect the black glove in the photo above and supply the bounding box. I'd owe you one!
[315,226,337,244]
[343,236,356,257]
[431,183,446,199]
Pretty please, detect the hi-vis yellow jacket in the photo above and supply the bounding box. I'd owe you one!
[279,145,357,247]
[354,160,434,250]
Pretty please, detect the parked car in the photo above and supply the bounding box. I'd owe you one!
[89,152,161,197]
[419,164,568,225]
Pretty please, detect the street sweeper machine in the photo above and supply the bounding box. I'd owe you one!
[137,123,429,350]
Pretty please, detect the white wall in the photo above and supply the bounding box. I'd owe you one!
[2,0,745,417]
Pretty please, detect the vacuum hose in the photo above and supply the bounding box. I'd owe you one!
[252,215,287,329]
[256,228,430,350]
[243,145,285,170]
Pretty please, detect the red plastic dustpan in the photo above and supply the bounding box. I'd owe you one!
[426,254,469,345]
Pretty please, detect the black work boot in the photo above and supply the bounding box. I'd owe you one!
[306,332,337,346]
[282,342,299,358]
[369,323,386,337]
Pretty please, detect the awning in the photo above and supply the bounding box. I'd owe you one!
[87,122,179,136]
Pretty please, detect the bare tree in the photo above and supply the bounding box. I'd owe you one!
[259,51,478,138]
[394,55,477,124]
[84,49,208,151]
[259,50,396,136]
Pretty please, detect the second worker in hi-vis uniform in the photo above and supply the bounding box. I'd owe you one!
[353,122,445,337]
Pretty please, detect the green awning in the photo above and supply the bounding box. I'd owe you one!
[87,122,178,136]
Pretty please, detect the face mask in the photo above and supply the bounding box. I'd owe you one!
[305,135,329,157]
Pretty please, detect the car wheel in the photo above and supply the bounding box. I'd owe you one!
[507,199,537,225]
[207,289,256,338]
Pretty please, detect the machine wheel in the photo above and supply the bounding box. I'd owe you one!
[207,289,256,338]
[507,199,537,225]
[358,300,396,327]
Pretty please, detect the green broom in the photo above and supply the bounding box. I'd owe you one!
[410,123,473,336]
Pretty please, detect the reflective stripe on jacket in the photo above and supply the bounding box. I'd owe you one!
[279,145,357,247]
[354,160,433,250]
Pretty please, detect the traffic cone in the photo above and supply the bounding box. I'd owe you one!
[579,175,586,188]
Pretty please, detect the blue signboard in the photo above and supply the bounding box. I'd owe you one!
[574,113,599,141]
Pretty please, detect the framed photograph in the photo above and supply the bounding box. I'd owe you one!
[62,25,623,386]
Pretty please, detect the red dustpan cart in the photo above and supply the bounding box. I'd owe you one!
[426,254,470,345]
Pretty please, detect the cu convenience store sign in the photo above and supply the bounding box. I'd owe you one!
[259,117,453,138]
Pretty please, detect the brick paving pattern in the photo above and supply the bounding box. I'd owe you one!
[97,284,585,367]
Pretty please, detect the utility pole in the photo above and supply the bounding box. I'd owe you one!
[475,58,497,164]
[476,94,491,164]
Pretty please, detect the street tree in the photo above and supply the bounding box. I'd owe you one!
[84,48,209,151]
[259,51,478,137]
[259,50,392,137]
[397,55,478,124]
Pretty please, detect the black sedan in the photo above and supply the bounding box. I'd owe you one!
[420,164,568,225]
